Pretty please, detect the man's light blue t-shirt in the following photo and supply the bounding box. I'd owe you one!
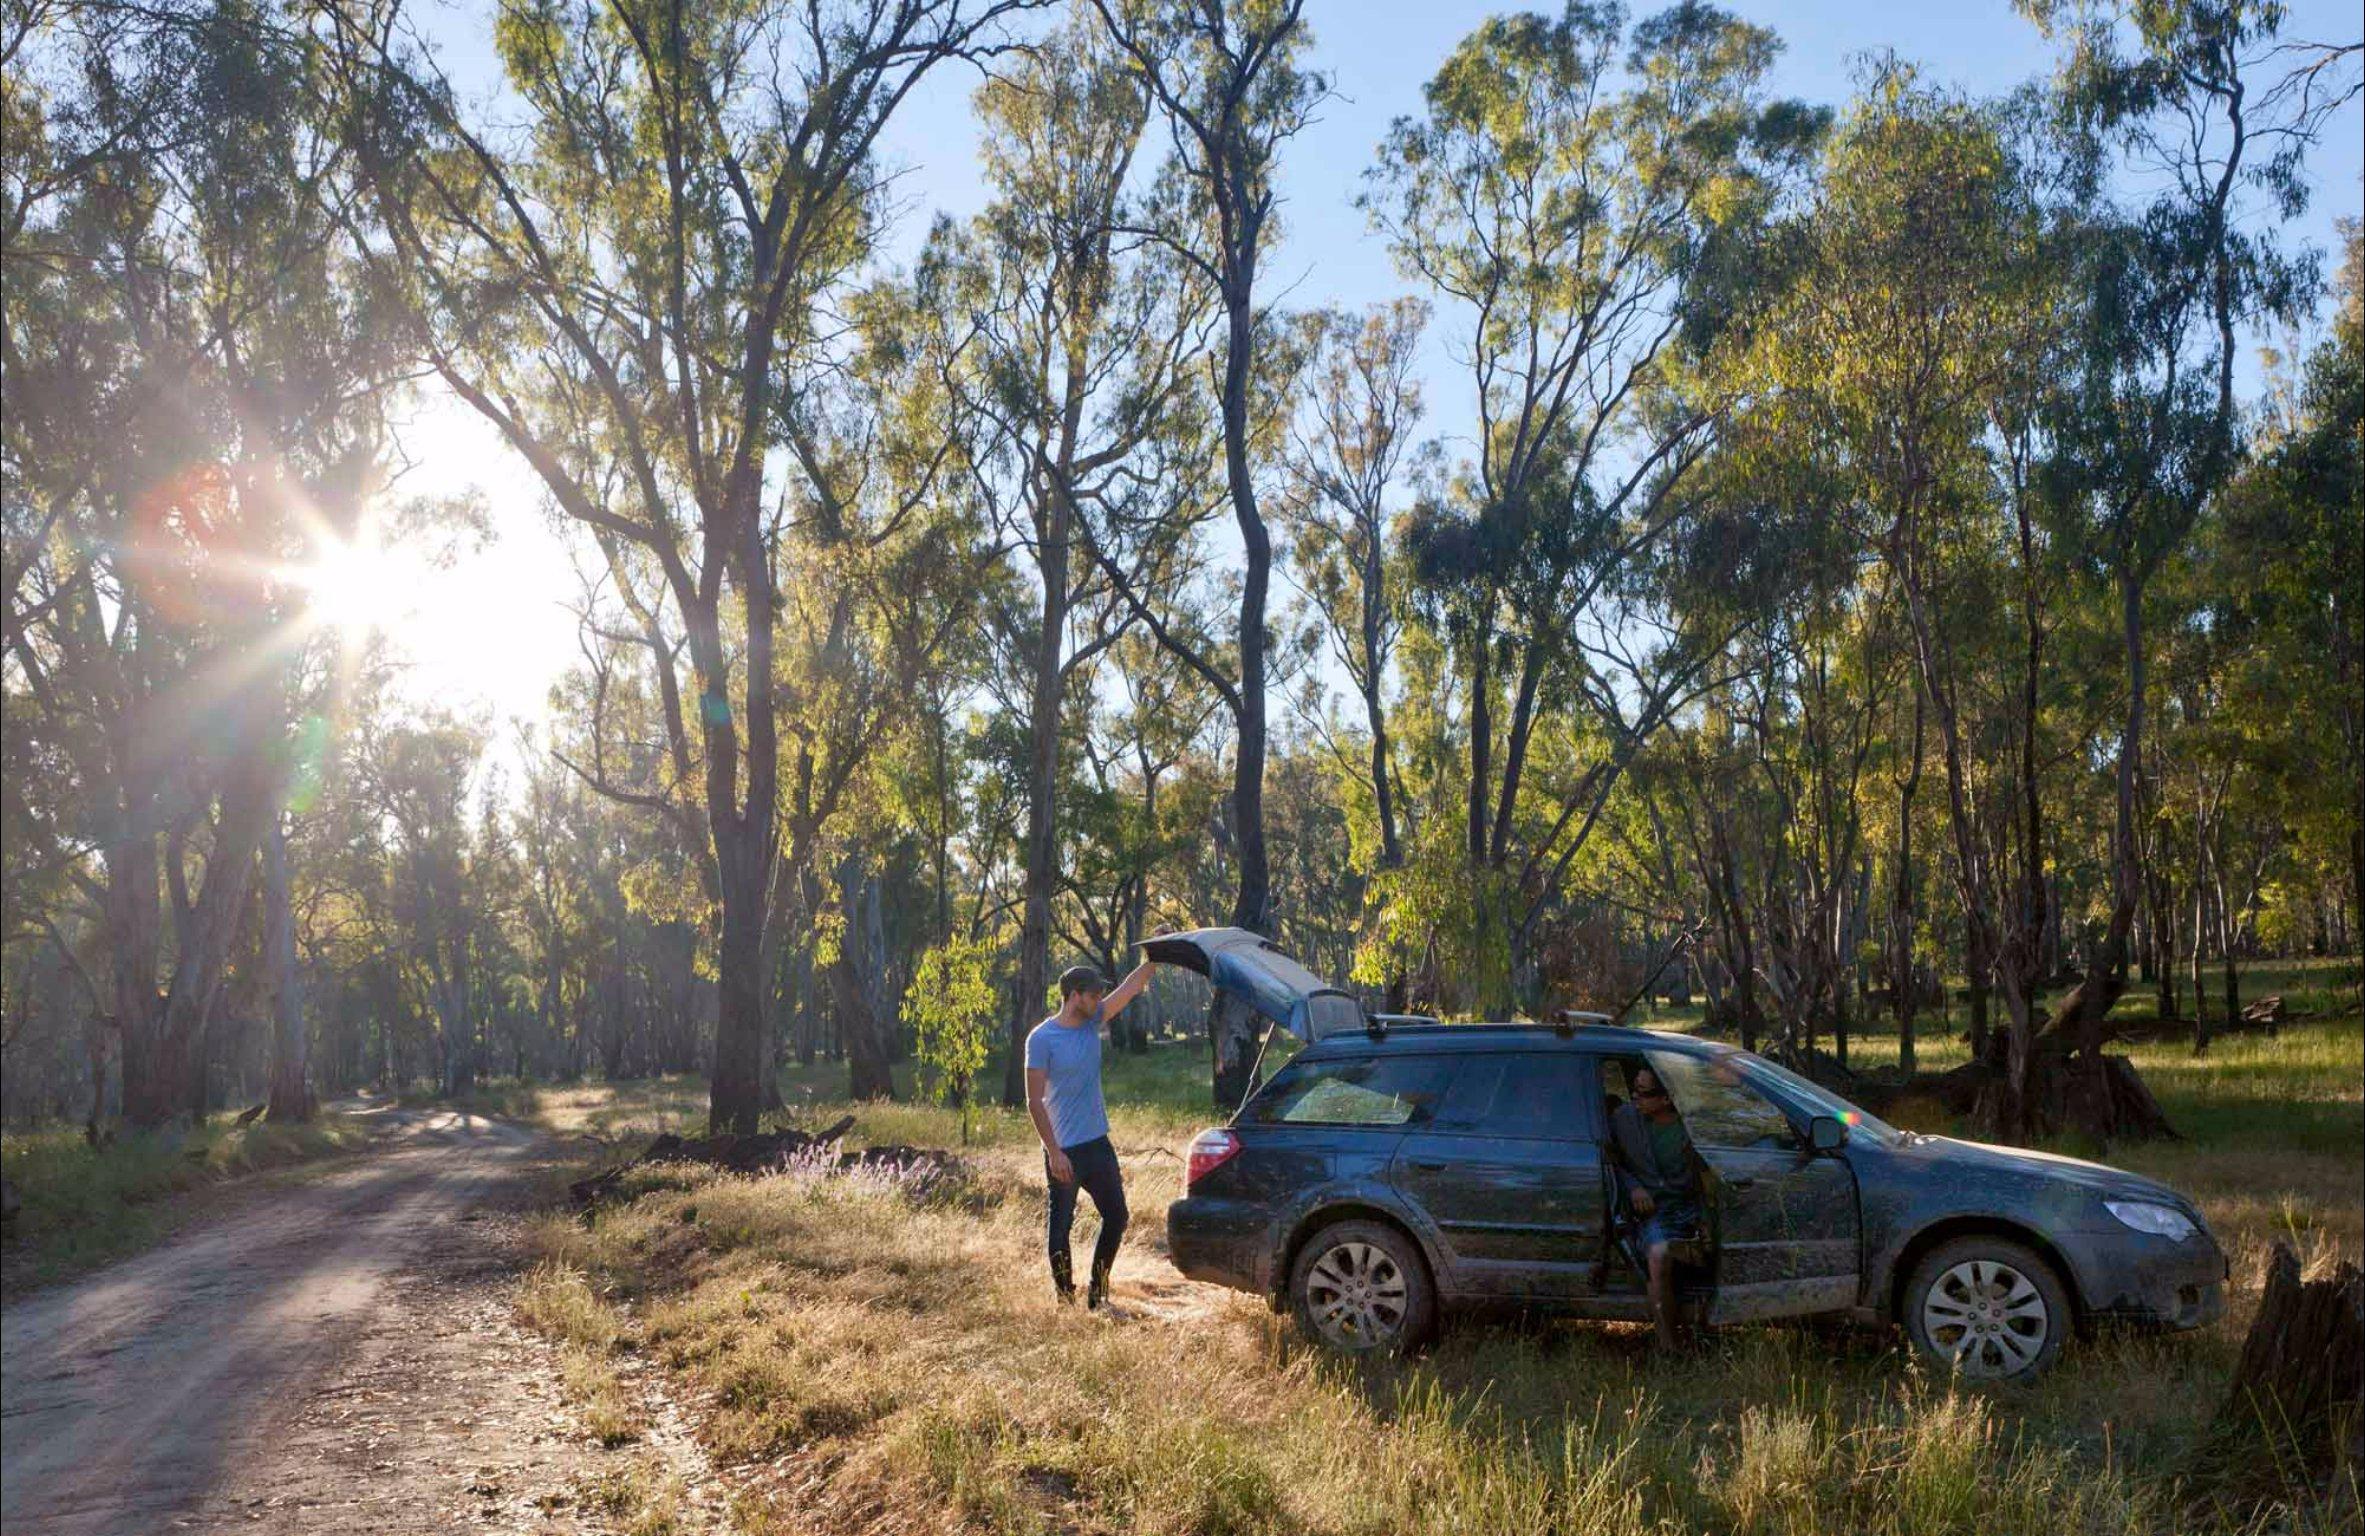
[1025,1012,1108,1149]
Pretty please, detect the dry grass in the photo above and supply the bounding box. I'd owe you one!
[512,974,2360,1535]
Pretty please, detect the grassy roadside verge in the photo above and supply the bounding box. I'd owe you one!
[1,1113,372,1292]
[510,1010,2359,1536]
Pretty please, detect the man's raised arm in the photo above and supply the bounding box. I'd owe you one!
[1099,959,1157,1019]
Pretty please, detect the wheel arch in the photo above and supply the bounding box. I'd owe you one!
[1276,1199,1439,1300]
[1884,1215,2086,1326]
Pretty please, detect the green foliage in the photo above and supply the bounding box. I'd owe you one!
[1354,820,1515,1015]
[902,937,1001,1144]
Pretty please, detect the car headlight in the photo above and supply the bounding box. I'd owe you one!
[2105,1200,2197,1241]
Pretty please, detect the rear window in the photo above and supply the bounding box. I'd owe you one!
[1246,1054,1450,1128]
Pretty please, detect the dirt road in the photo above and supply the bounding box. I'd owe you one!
[1,1106,652,1535]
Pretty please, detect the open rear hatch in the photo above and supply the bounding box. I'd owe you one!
[1137,926,1366,1041]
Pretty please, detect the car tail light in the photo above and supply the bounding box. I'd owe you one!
[1185,1128,1241,1191]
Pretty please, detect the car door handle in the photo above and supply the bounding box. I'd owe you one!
[1724,1177,1757,1190]
[1407,1158,1448,1171]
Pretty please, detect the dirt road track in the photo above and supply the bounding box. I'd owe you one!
[2,1106,645,1535]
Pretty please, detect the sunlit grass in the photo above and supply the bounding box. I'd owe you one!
[0,1113,372,1288]
[515,988,2360,1535]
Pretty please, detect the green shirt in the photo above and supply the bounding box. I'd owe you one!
[1648,1118,1690,1182]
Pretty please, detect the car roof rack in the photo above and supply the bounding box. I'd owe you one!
[1369,1012,1442,1027]
[1555,1008,1615,1038]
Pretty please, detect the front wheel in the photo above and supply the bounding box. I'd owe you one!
[1289,1219,1434,1356]
[1902,1236,2070,1381]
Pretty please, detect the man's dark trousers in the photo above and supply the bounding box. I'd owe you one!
[1046,1135,1128,1297]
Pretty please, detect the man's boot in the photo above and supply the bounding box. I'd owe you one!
[1051,1249,1076,1304]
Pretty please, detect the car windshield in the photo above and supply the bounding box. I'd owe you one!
[1733,1052,1907,1147]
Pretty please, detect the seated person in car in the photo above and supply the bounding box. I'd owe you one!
[1609,1064,1703,1351]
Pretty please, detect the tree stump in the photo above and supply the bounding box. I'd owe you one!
[2202,1241,2365,1509]
[2052,1053,2180,1143]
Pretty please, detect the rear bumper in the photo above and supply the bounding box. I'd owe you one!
[2062,1228,2230,1330]
[1166,1197,1275,1296]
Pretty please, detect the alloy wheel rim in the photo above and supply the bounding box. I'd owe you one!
[1921,1258,2049,1377]
[1306,1241,1408,1348]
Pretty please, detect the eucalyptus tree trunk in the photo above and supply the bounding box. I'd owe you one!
[1890,693,1924,1073]
[835,857,896,1101]
[263,816,313,1122]
[125,747,277,1127]
[2192,878,2214,1053]
[1007,494,1070,1106]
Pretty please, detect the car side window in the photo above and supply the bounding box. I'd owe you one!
[1429,1053,1589,1137]
[1430,1057,1508,1130]
[1644,1051,1800,1150]
[1498,1052,1592,1138]
[1248,1055,1449,1128]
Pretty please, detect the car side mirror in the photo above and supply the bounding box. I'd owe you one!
[1808,1115,1848,1153]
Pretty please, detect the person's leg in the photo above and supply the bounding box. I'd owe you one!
[1046,1151,1080,1300]
[1071,1137,1130,1308]
[1645,1241,1681,1349]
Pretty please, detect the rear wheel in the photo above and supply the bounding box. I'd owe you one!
[1902,1236,2070,1382]
[1289,1219,1434,1356]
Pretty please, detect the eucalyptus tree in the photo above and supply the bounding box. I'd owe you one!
[1044,0,1321,1103]
[330,0,1029,1128]
[2222,227,2359,953]
[1087,0,1321,956]
[1745,71,2072,1131]
[1360,2,1821,1010]
[354,713,495,1093]
[1061,630,1226,1045]
[3,0,402,1125]
[1279,300,1429,883]
[2022,0,2331,1053]
[922,13,1214,1102]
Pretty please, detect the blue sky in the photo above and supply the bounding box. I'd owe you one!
[397,0,2361,739]
[863,0,2361,400]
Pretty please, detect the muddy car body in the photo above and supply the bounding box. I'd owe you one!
[1163,1002,2227,1380]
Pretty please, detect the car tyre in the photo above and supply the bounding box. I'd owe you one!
[1289,1219,1434,1356]
[1902,1235,2071,1382]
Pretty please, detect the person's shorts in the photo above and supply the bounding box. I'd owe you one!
[1637,1196,1703,1253]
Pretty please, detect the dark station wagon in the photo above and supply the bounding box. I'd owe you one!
[1148,930,2228,1381]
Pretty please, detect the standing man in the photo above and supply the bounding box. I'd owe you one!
[1026,959,1156,1308]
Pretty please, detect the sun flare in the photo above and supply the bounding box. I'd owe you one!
[293,530,430,642]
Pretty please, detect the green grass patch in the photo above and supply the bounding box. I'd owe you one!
[1,1113,371,1289]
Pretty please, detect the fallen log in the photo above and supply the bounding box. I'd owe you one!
[1839,1046,2179,1146]
[2227,994,2298,1035]
[2197,1241,2364,1511]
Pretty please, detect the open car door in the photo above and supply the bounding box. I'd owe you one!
[1137,927,1366,1042]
